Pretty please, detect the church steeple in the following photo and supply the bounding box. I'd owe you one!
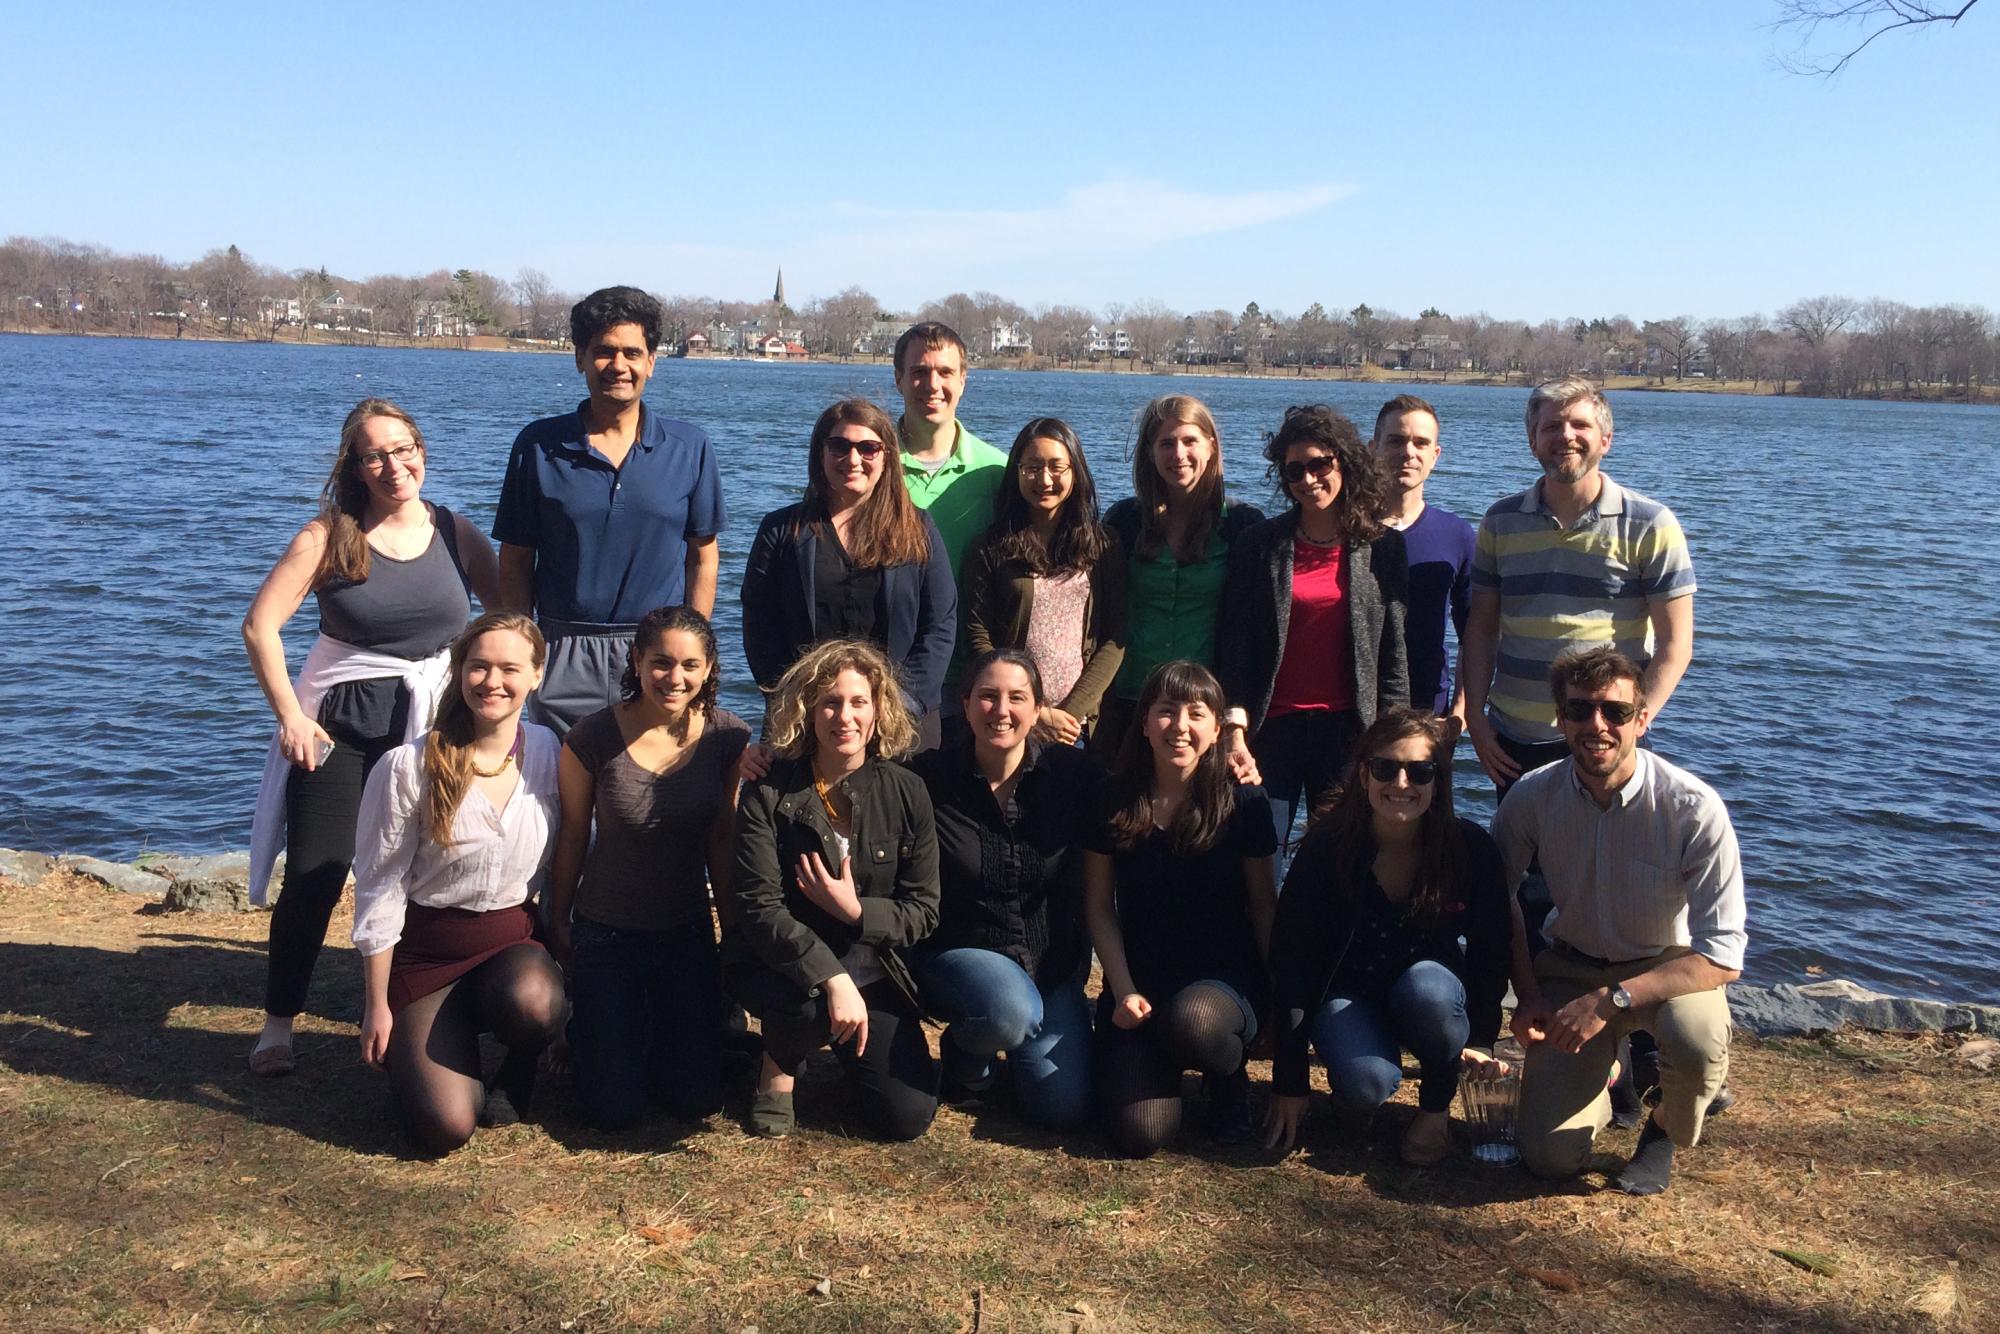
[772,267,786,310]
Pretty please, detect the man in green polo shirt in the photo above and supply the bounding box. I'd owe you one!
[893,320,1007,710]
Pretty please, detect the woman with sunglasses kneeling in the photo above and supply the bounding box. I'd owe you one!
[724,639,942,1140]
[741,399,957,749]
[1084,661,1278,1157]
[1263,709,1528,1165]
[351,613,566,1155]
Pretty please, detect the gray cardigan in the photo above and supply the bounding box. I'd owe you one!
[1215,508,1410,734]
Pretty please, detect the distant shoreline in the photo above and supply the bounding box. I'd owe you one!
[7,325,1994,405]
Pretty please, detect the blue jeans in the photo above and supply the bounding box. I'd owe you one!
[913,947,1094,1130]
[566,918,723,1129]
[1312,960,1469,1115]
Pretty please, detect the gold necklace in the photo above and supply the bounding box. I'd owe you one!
[813,775,849,826]
[472,730,522,779]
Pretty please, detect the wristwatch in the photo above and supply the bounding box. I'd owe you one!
[1608,984,1634,1011]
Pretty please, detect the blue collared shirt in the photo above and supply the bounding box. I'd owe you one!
[492,400,726,623]
[1491,749,1748,971]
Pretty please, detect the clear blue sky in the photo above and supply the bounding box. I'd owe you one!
[6,1,1995,322]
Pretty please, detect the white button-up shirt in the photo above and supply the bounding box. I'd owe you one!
[350,724,560,958]
[1492,749,1748,971]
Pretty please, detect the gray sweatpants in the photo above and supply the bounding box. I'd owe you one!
[528,621,636,740]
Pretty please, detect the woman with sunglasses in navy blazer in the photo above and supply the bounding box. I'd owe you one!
[741,399,958,748]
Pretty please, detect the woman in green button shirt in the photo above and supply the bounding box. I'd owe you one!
[1099,395,1265,759]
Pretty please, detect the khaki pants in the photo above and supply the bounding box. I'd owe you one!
[1517,945,1731,1180]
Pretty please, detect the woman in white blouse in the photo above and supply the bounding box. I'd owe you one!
[351,611,566,1154]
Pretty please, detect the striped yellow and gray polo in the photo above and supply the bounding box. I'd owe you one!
[1470,476,1695,744]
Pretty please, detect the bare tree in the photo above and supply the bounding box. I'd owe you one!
[1773,1,1981,75]
[1643,316,1700,379]
[515,267,565,342]
[196,244,254,334]
[1126,298,1179,367]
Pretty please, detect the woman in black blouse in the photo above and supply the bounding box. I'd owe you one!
[1264,708,1529,1165]
[908,649,1102,1130]
[1084,660,1278,1157]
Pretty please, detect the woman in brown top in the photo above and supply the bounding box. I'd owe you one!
[547,606,750,1130]
[961,417,1127,747]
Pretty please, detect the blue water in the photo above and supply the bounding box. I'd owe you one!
[3,333,1997,1002]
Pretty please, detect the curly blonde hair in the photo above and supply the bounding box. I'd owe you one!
[764,639,919,762]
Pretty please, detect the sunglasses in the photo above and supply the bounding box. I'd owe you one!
[824,437,885,459]
[1365,757,1437,785]
[1280,455,1339,485]
[1561,698,1642,725]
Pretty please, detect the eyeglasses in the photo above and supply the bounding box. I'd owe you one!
[357,442,422,472]
[1365,757,1437,785]
[1561,698,1642,725]
[1280,455,1339,485]
[823,437,885,459]
[1020,462,1071,479]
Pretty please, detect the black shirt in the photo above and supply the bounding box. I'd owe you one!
[1268,816,1512,1096]
[813,529,884,645]
[1086,784,1277,1008]
[910,737,1104,987]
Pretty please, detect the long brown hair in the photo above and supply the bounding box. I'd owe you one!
[313,398,427,589]
[423,612,546,845]
[1130,395,1225,564]
[982,417,1111,577]
[763,638,920,763]
[1262,404,1388,543]
[1304,709,1464,929]
[798,398,931,569]
[1106,660,1238,855]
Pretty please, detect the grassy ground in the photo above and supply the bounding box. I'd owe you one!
[2,870,1992,1332]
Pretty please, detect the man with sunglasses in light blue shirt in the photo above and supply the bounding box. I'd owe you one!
[1493,646,1745,1197]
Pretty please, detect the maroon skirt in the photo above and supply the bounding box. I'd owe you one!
[387,902,541,1015]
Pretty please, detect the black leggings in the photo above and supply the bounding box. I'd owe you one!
[388,943,566,1156]
[264,727,400,1017]
[727,962,939,1142]
[1097,981,1257,1158]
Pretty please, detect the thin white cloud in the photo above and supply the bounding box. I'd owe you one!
[801,179,1353,272]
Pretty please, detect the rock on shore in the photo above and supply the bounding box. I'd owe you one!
[1,846,289,911]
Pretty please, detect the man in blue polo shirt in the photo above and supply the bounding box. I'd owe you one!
[1371,393,1474,722]
[493,286,725,737]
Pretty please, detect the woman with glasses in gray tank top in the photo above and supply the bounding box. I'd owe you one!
[243,399,500,1076]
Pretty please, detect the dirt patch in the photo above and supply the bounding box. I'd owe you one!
[2,870,1991,1331]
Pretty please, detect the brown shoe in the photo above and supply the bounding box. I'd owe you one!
[1400,1111,1454,1166]
[247,1044,296,1077]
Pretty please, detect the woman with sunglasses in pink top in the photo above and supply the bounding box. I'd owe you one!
[1217,405,1410,854]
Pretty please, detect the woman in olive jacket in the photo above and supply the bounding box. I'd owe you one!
[724,638,942,1140]
[1217,405,1409,852]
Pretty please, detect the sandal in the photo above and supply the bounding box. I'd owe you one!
[1400,1111,1455,1166]
[247,1044,296,1077]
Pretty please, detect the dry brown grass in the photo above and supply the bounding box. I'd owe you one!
[2,870,1993,1332]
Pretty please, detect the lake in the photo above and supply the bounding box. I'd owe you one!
[3,333,1996,1002]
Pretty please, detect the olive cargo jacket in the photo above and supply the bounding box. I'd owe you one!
[725,754,941,1010]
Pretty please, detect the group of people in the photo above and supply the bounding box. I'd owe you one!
[239,285,1747,1196]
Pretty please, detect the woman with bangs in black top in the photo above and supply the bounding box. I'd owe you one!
[1083,660,1278,1158]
